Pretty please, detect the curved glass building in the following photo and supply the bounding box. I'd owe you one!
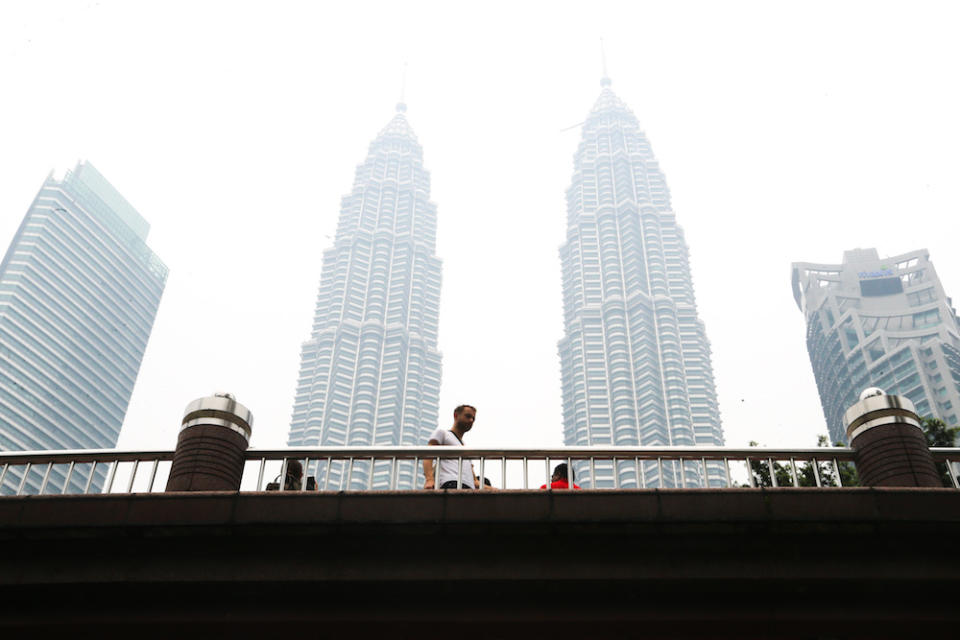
[558,78,724,488]
[793,248,960,443]
[288,104,442,490]
[0,162,167,493]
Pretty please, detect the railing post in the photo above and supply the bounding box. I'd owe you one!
[63,461,75,494]
[166,393,253,492]
[843,388,940,487]
[948,460,960,489]
[147,460,159,492]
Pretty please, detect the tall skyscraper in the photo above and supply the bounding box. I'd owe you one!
[793,248,960,443]
[0,161,167,493]
[558,77,724,488]
[288,103,442,490]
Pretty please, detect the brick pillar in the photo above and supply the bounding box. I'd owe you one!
[843,388,940,487]
[165,393,253,492]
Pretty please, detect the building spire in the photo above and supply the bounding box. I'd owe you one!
[600,38,612,87]
[396,62,408,113]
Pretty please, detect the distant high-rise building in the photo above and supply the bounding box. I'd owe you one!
[793,248,960,443]
[288,103,442,490]
[0,162,167,493]
[558,77,724,488]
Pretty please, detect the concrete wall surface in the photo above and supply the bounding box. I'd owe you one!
[1,488,959,637]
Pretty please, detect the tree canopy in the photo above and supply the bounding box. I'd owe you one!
[746,418,958,488]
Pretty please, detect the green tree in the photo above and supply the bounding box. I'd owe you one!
[920,416,959,487]
[747,436,858,487]
[746,419,958,488]
[920,416,959,447]
[746,441,793,487]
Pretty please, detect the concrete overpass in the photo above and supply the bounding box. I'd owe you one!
[2,487,959,637]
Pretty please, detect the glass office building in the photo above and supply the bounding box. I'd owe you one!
[288,104,442,490]
[793,248,960,443]
[558,78,724,487]
[0,162,167,493]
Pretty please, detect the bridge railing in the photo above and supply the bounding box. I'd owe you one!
[1,446,959,496]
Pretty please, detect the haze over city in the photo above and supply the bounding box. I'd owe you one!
[2,0,959,453]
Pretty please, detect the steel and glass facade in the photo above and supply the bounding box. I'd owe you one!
[558,79,724,488]
[793,248,960,443]
[288,104,442,490]
[0,162,167,493]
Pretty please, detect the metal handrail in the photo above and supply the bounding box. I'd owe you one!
[1,446,958,495]
[0,449,174,465]
[0,445,872,465]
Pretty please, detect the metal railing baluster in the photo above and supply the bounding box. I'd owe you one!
[769,459,777,488]
[17,463,32,495]
[84,462,98,495]
[104,461,118,494]
[126,460,139,493]
[723,458,731,488]
[302,458,311,492]
[833,458,842,487]
[522,457,528,490]
[63,461,76,494]
[39,462,53,495]
[812,458,821,487]
[256,458,266,491]
[279,459,289,492]
[147,460,159,492]
[745,458,755,488]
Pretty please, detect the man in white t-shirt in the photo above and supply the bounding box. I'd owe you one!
[423,404,478,490]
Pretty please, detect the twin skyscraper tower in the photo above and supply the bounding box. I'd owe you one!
[287,77,725,489]
[8,76,959,493]
[0,76,724,492]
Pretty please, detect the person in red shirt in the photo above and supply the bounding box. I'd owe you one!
[540,463,581,490]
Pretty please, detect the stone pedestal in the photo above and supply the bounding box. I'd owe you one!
[843,390,940,487]
[165,393,252,492]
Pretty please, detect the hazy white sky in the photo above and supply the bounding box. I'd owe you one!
[2,1,959,452]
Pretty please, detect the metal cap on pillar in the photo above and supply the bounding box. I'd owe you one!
[843,388,940,487]
[165,393,253,492]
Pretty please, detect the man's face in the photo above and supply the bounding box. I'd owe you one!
[455,407,476,432]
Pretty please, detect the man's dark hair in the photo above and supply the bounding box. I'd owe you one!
[283,459,304,490]
[285,459,303,478]
[454,404,477,416]
[552,463,573,482]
